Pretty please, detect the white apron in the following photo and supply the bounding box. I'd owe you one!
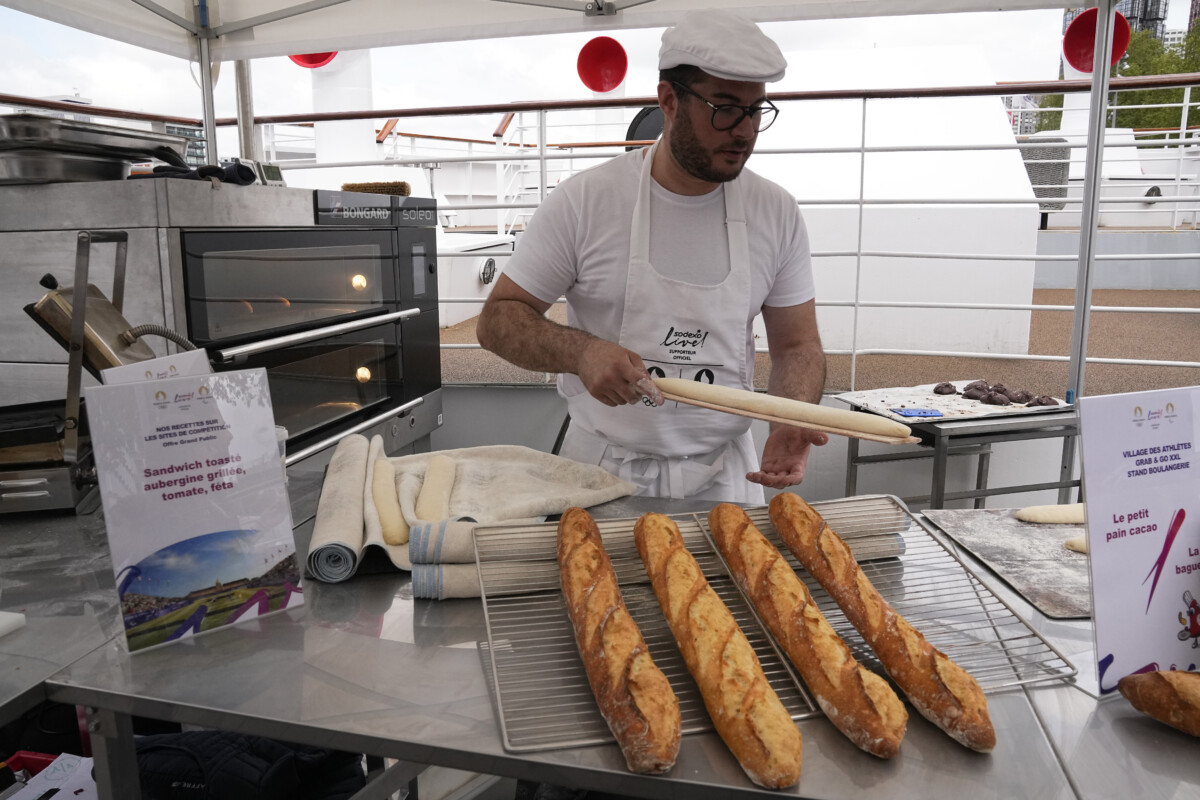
[559,143,764,503]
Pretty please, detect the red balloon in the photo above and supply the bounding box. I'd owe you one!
[1063,8,1130,73]
[577,37,627,93]
[289,52,338,69]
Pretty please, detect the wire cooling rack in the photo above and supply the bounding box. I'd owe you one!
[475,495,1076,754]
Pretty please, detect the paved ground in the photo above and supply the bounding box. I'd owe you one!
[439,289,1200,397]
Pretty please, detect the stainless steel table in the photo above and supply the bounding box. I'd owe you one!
[0,509,122,729]
[845,408,1082,509]
[10,493,1200,799]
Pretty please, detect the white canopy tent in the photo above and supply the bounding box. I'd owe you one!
[0,0,1120,402]
[3,1,1071,63]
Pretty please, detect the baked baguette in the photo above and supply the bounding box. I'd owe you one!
[769,492,996,752]
[558,508,681,774]
[708,503,907,758]
[634,512,802,788]
[1118,670,1200,737]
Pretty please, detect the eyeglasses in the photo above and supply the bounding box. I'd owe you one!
[670,81,779,133]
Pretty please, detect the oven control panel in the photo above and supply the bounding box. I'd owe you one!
[314,189,393,227]
[395,196,437,228]
[313,191,437,229]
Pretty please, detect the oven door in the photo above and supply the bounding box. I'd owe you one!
[180,228,398,346]
[210,312,416,453]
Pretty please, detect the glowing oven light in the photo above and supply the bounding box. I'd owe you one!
[355,367,372,383]
[351,274,368,291]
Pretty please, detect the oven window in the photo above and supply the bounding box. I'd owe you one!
[185,240,392,343]
[265,336,395,442]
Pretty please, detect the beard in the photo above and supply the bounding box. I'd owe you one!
[667,107,751,183]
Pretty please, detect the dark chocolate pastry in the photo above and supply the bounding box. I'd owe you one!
[980,391,1011,405]
[989,383,1010,395]
[961,386,990,400]
[1027,395,1059,406]
[933,382,957,395]
[963,380,989,392]
[1009,389,1034,404]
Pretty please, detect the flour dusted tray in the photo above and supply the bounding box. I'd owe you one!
[475,495,1077,754]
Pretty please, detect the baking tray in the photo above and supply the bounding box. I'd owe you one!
[835,380,1072,424]
[0,149,130,184]
[475,495,1077,754]
[922,508,1091,619]
[0,114,188,163]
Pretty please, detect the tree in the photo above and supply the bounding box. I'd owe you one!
[1034,93,1063,133]
[1036,27,1200,135]
[1110,29,1186,133]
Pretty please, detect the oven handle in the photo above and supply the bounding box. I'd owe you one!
[213,308,422,364]
[284,397,425,466]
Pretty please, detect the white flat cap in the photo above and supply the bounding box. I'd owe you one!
[658,10,786,83]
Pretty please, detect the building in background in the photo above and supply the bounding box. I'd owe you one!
[1163,26,1187,47]
[1004,94,1041,135]
[1065,2,1169,39]
[164,124,207,166]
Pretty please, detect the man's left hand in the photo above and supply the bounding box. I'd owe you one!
[746,425,828,489]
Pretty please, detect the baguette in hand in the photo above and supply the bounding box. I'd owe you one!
[558,508,680,774]
[769,493,996,752]
[709,503,907,758]
[1118,670,1200,737]
[634,512,802,788]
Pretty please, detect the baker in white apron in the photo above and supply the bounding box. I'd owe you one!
[557,141,764,504]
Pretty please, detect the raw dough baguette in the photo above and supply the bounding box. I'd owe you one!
[1015,503,1086,524]
[769,493,996,752]
[653,377,911,439]
[634,512,802,788]
[558,508,681,774]
[1118,670,1200,737]
[371,459,409,546]
[708,503,907,758]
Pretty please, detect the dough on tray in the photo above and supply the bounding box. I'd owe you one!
[1015,503,1085,524]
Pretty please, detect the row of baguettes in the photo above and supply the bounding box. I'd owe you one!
[555,496,995,789]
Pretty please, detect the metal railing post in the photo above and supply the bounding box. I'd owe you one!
[850,97,869,392]
[1065,0,1117,405]
[1173,86,1190,231]
[538,110,549,202]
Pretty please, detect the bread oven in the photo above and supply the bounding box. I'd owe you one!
[0,180,444,511]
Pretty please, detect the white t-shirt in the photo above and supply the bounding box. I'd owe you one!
[504,148,816,358]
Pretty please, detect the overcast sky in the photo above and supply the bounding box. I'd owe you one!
[0,3,1192,146]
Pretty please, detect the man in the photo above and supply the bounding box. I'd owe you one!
[477,10,826,504]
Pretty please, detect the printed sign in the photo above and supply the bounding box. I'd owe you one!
[101,349,212,385]
[1079,386,1200,693]
[86,368,302,652]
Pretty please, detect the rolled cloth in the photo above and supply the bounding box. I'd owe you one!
[409,519,478,565]
[307,434,369,582]
[411,564,481,601]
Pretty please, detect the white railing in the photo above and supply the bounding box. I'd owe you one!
[5,74,1199,392]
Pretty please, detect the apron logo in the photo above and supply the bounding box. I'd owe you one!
[660,326,710,361]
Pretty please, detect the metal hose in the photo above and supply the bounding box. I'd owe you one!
[121,324,198,351]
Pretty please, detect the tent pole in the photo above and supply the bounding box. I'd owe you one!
[235,60,262,160]
[197,35,219,164]
[1065,0,1116,404]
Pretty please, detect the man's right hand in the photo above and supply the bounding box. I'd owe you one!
[478,274,664,407]
[577,339,665,407]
